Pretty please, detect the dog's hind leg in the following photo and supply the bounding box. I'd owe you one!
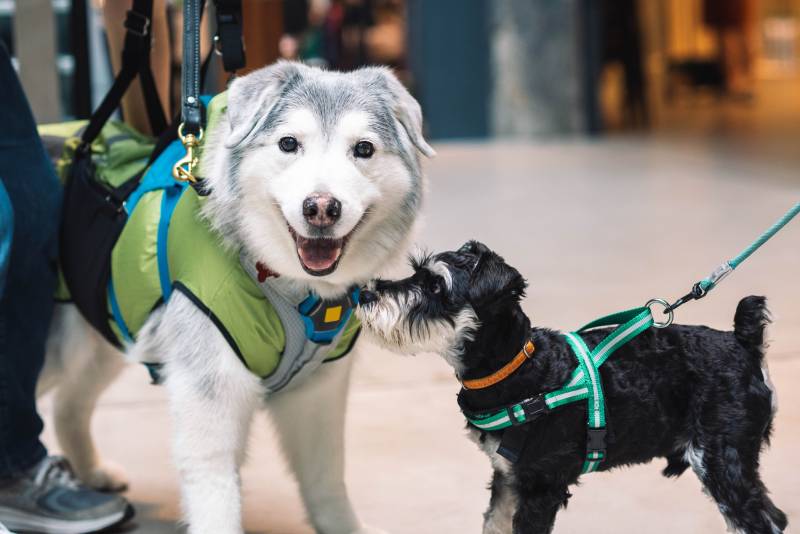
[688,440,786,533]
[761,494,788,533]
[42,305,129,490]
[268,352,381,534]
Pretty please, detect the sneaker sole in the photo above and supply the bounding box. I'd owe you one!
[0,504,134,534]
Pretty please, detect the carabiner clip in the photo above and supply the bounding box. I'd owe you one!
[172,122,204,183]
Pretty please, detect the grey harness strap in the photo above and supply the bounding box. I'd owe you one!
[240,255,349,394]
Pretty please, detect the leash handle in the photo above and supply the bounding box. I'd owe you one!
[666,200,800,313]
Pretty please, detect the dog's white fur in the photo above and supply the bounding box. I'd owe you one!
[37,62,431,534]
[360,300,476,376]
[482,481,517,534]
[357,255,478,375]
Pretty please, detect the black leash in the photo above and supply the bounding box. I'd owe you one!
[172,0,244,192]
[172,0,205,187]
[181,0,204,138]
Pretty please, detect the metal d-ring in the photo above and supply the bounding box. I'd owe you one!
[646,298,674,329]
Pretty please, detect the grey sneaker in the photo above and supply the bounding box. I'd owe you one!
[0,456,133,534]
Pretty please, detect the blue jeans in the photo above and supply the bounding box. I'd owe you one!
[0,41,62,477]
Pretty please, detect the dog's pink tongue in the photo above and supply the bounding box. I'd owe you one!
[297,237,342,272]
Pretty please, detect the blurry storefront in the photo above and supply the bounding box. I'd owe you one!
[605,0,800,136]
[2,0,799,141]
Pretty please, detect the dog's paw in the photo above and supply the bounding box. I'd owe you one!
[352,527,390,534]
[84,461,130,492]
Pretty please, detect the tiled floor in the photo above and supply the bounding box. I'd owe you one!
[39,135,800,533]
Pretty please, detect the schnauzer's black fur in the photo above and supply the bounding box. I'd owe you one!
[361,241,785,534]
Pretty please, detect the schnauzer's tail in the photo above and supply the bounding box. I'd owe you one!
[733,295,770,361]
[734,295,778,444]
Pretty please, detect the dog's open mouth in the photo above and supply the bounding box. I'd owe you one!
[288,227,350,276]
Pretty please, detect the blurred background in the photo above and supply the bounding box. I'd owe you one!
[4,1,798,533]
[3,0,800,141]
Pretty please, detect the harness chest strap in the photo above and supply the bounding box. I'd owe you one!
[462,307,654,472]
[564,332,608,474]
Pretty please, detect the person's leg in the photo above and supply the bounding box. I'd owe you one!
[0,182,12,299]
[0,40,134,533]
[0,40,59,478]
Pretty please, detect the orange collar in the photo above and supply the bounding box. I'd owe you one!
[461,340,535,390]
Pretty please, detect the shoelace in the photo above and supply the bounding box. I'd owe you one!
[32,456,81,490]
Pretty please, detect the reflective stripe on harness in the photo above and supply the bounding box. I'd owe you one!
[462,307,654,473]
[564,332,606,473]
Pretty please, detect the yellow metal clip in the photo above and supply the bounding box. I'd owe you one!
[172,122,204,183]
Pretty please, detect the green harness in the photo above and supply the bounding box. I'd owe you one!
[462,306,655,473]
[42,93,361,390]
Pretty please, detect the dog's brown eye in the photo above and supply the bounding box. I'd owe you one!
[354,141,374,159]
[279,136,298,153]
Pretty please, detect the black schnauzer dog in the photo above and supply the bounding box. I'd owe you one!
[357,241,785,534]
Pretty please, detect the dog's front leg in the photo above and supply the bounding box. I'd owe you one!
[166,345,260,534]
[158,295,262,534]
[483,470,517,534]
[268,351,381,534]
[511,482,568,534]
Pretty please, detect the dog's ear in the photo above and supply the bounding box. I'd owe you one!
[225,61,302,147]
[458,240,491,258]
[363,67,435,158]
[456,240,493,272]
[467,248,527,316]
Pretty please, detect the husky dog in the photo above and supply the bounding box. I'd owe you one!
[357,241,785,534]
[38,62,433,534]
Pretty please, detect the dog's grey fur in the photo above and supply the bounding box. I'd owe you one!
[200,61,433,294]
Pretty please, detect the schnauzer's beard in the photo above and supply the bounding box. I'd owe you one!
[356,291,478,374]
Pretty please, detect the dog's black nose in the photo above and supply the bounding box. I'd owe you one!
[359,290,378,305]
[303,193,342,228]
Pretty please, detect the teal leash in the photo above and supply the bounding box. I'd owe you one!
[665,200,800,313]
